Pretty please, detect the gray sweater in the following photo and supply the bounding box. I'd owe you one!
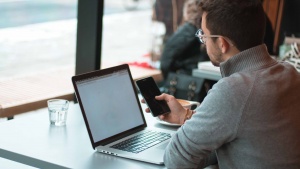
[164,44,300,169]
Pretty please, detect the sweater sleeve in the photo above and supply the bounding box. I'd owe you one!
[163,76,251,168]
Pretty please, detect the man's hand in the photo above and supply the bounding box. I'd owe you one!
[141,93,187,125]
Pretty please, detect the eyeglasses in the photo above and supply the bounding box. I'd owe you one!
[195,29,234,46]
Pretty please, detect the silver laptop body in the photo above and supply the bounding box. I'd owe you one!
[72,64,175,165]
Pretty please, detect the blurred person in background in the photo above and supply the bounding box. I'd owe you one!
[159,0,209,79]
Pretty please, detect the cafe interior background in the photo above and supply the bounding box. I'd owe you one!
[0,0,300,120]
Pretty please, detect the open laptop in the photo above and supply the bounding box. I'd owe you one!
[71,64,175,165]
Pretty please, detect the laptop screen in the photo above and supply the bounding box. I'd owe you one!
[75,68,144,143]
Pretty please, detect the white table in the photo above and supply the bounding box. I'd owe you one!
[0,103,179,169]
[192,61,222,81]
[192,69,222,81]
[0,157,38,169]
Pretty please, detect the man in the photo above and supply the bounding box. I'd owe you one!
[143,0,300,168]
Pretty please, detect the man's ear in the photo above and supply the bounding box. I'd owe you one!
[219,37,230,53]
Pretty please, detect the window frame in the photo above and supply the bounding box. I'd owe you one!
[75,0,103,75]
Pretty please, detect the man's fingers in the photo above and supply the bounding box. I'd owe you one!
[158,114,165,120]
[145,108,150,112]
[155,93,167,100]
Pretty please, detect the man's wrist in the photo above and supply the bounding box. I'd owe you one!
[181,109,195,125]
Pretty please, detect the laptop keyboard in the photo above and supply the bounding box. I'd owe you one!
[110,130,171,154]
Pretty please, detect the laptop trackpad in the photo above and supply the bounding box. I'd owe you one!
[156,142,169,149]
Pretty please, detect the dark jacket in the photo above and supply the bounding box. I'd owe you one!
[160,22,209,79]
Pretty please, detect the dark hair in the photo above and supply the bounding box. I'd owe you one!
[183,0,202,26]
[198,0,266,51]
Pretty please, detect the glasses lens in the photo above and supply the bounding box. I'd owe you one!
[195,29,204,44]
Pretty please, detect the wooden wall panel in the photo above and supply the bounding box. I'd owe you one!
[263,0,285,54]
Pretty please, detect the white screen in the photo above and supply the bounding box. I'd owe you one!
[76,70,144,142]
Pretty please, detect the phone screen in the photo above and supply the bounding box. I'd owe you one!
[136,77,170,117]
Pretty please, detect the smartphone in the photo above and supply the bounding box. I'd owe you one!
[136,76,170,117]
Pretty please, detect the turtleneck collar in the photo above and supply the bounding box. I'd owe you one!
[219,44,277,77]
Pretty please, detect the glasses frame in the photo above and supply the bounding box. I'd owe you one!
[195,29,234,46]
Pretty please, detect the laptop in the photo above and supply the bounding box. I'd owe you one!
[71,64,175,165]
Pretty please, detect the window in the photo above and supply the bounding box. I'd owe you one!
[0,0,172,117]
[76,0,186,75]
[0,0,77,118]
[0,0,77,80]
[101,0,154,68]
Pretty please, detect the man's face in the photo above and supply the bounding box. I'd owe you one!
[201,12,223,67]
